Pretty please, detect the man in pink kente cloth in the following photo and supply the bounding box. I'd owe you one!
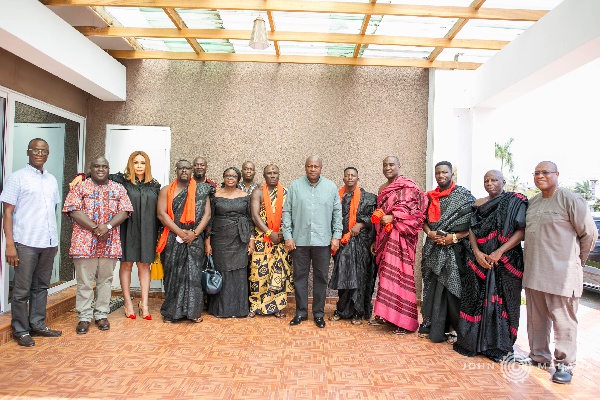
[369,156,428,335]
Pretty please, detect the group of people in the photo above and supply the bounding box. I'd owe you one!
[2,140,596,386]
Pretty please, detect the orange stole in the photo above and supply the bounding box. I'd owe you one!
[156,178,197,253]
[262,182,284,243]
[339,186,361,245]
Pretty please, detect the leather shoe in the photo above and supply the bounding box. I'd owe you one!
[289,315,308,326]
[315,317,326,328]
[76,321,90,335]
[95,318,110,331]
[515,356,550,368]
[14,333,35,347]
[30,327,62,337]
[552,364,573,384]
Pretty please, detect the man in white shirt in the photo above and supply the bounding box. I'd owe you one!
[1,138,62,347]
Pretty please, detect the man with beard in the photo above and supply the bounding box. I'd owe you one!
[419,161,474,343]
[63,156,133,334]
[192,156,217,188]
[328,167,377,325]
[369,156,428,335]
[239,161,259,194]
[1,138,63,346]
[156,160,212,323]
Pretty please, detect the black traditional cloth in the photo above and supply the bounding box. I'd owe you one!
[160,183,213,321]
[208,196,253,317]
[106,173,161,263]
[453,191,527,360]
[329,188,377,319]
[420,185,475,342]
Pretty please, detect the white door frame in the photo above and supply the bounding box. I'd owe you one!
[0,85,85,312]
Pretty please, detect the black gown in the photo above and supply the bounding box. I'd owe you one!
[160,184,212,321]
[208,196,253,318]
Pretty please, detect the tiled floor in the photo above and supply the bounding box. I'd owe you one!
[0,293,599,400]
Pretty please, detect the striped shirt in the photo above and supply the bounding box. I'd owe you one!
[0,164,60,248]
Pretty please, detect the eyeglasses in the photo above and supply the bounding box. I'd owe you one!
[532,171,557,177]
[176,167,192,171]
[223,174,238,179]
[28,149,49,156]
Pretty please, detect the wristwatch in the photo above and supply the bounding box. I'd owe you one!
[452,233,458,243]
[106,224,113,230]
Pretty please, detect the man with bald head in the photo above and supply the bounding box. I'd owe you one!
[193,156,217,188]
[519,161,597,384]
[370,156,428,335]
[63,156,133,334]
[283,156,342,328]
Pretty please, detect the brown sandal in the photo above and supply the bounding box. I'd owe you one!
[329,312,342,322]
[392,327,409,335]
[368,316,388,326]
[274,312,286,319]
[351,317,363,326]
[191,317,203,323]
[247,311,256,318]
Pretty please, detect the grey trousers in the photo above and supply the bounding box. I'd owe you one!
[525,288,579,365]
[74,258,116,322]
[291,246,331,318]
[12,244,56,336]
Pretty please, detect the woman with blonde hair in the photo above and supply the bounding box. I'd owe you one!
[71,151,161,320]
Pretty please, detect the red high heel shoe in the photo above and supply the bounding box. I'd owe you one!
[124,305,136,319]
[138,302,152,320]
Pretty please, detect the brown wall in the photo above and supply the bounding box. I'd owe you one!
[0,48,88,116]
[86,59,430,297]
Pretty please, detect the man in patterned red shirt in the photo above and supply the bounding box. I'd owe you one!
[63,156,133,334]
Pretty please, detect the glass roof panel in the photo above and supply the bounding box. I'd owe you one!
[435,48,499,63]
[219,10,260,30]
[105,7,156,28]
[455,19,534,41]
[136,38,233,53]
[175,9,225,29]
[273,12,364,34]
[278,42,356,57]
[481,0,564,10]
[387,0,473,6]
[230,39,277,55]
[361,44,434,59]
[375,15,458,38]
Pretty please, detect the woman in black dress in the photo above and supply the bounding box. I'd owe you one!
[205,167,254,317]
[117,151,161,320]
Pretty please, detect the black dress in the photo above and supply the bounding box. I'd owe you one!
[109,172,161,264]
[208,196,253,317]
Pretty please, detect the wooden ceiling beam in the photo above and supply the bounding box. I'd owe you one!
[266,11,280,56]
[353,0,376,58]
[76,27,508,51]
[162,8,205,54]
[428,0,487,62]
[107,50,481,70]
[41,1,547,22]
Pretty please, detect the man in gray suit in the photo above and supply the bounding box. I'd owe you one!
[519,161,597,384]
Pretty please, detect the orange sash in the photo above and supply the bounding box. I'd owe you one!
[339,186,361,244]
[427,181,455,223]
[156,178,197,253]
[263,182,283,243]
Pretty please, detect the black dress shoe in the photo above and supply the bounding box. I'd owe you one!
[30,327,62,337]
[289,315,308,326]
[314,317,326,328]
[552,364,573,384]
[76,321,91,335]
[95,318,110,331]
[515,356,550,368]
[14,333,35,347]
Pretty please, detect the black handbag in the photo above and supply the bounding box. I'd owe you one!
[201,255,223,294]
